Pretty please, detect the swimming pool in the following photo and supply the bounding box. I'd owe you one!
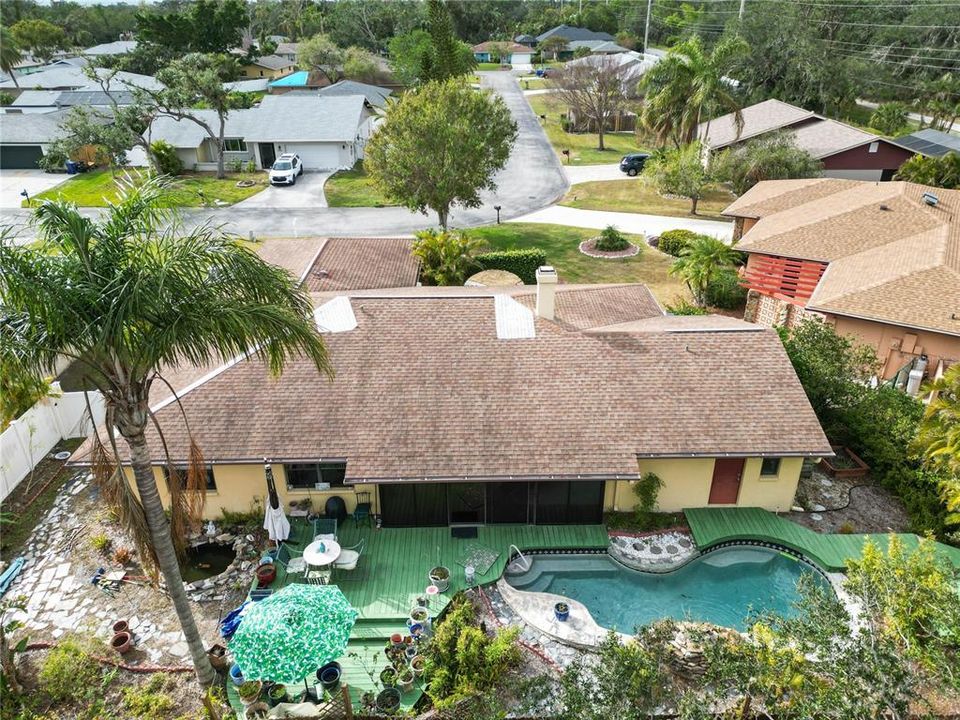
[504,545,829,631]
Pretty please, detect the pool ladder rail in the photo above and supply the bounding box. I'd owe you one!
[506,545,531,574]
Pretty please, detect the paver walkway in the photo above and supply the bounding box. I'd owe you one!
[510,204,733,240]
[685,507,960,572]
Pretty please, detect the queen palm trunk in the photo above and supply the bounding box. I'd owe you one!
[116,401,216,685]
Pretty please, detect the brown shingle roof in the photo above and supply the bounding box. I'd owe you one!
[75,287,830,476]
[302,237,420,292]
[729,179,960,336]
[513,284,663,330]
[699,99,815,149]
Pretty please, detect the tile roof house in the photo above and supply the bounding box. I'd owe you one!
[729,178,960,386]
[72,262,830,525]
[148,94,375,172]
[699,99,916,181]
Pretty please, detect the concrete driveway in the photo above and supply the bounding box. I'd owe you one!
[1,170,73,209]
[234,171,331,209]
[566,164,637,184]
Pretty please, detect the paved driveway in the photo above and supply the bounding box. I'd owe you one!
[566,164,636,184]
[1,170,73,209]
[234,171,331,209]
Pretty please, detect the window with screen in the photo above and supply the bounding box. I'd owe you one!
[162,465,217,491]
[285,462,346,489]
[760,458,781,476]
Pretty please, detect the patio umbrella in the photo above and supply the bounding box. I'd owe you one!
[229,584,358,686]
[262,463,290,545]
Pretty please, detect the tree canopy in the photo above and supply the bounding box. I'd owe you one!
[9,18,65,63]
[712,132,822,195]
[642,142,712,214]
[135,0,248,55]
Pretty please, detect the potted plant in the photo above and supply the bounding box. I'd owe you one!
[397,666,415,693]
[112,619,129,635]
[390,632,404,649]
[245,701,270,720]
[409,654,425,678]
[409,606,430,627]
[408,623,424,640]
[379,666,398,687]
[404,643,418,661]
[376,687,402,714]
[206,643,229,671]
[317,661,341,691]
[256,562,276,587]
[229,663,244,685]
[554,602,570,622]
[111,631,133,654]
[428,566,450,592]
[238,680,263,706]
[267,683,287,706]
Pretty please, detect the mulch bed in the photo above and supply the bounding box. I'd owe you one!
[578,238,642,258]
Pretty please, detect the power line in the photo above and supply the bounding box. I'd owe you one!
[818,39,960,55]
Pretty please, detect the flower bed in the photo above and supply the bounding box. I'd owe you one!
[819,446,870,479]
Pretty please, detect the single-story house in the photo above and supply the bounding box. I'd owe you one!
[3,89,136,114]
[0,65,162,95]
[699,99,916,181]
[240,54,296,79]
[71,263,831,524]
[730,178,960,387]
[535,25,617,59]
[514,34,537,48]
[82,40,137,56]
[148,94,375,171]
[315,80,392,110]
[0,110,72,168]
[471,41,534,65]
[894,127,960,158]
[567,39,630,55]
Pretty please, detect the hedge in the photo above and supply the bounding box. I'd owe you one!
[656,229,700,256]
[704,268,747,309]
[475,248,547,285]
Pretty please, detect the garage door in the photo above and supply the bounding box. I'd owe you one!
[282,143,340,171]
[0,145,44,169]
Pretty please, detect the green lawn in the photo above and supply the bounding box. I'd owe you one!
[476,62,509,70]
[561,179,736,221]
[469,222,691,304]
[324,162,397,208]
[25,168,267,207]
[527,94,649,165]
[518,77,550,90]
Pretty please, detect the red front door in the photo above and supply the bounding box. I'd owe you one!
[709,458,744,504]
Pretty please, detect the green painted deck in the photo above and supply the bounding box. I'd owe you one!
[232,520,609,713]
[685,507,960,572]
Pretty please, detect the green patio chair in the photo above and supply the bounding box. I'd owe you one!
[353,491,372,528]
[275,542,307,580]
[313,517,337,541]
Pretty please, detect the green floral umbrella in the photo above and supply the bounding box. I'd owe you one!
[229,584,358,685]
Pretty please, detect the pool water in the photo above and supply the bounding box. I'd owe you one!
[505,546,828,631]
[180,543,236,583]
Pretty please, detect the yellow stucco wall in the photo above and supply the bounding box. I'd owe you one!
[241,63,294,79]
[606,456,802,513]
[125,464,379,520]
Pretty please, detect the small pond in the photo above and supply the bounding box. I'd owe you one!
[180,543,236,583]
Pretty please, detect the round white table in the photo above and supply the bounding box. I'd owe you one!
[303,538,341,567]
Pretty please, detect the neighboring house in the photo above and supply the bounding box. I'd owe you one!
[567,39,629,55]
[315,80,392,111]
[894,127,960,158]
[4,89,135,114]
[82,40,137,56]
[0,65,162,95]
[224,78,270,94]
[471,41,534,65]
[240,54,296,79]
[0,110,72,168]
[699,99,916,181]
[71,265,830,523]
[730,178,960,387]
[274,42,300,62]
[535,25,617,58]
[564,50,657,90]
[148,94,374,171]
[514,34,537,48]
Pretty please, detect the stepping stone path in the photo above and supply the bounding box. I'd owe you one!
[608,530,699,571]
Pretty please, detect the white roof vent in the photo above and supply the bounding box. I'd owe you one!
[494,294,535,339]
[314,295,357,333]
[923,192,939,207]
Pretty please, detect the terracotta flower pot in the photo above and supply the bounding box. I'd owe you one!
[256,563,276,587]
[112,620,129,635]
[111,631,133,654]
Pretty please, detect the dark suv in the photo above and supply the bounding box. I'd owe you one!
[619,152,650,176]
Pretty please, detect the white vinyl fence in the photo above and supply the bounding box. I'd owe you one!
[0,382,105,503]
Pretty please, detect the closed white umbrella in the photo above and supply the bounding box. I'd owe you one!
[262,463,290,545]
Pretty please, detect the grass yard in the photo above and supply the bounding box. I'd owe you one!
[518,77,550,90]
[476,62,510,70]
[24,168,267,207]
[470,222,691,304]
[324,162,397,208]
[561,179,736,221]
[527,94,650,165]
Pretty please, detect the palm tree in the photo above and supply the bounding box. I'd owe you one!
[0,180,332,686]
[669,234,743,307]
[915,365,960,526]
[639,35,749,147]
[0,28,21,88]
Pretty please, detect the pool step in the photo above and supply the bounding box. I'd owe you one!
[505,553,617,591]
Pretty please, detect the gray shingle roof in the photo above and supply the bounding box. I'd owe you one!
[0,65,162,91]
[248,54,296,71]
[895,128,960,158]
[537,24,614,42]
[316,80,391,109]
[0,110,73,143]
[83,40,137,56]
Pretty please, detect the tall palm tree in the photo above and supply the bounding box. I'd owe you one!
[0,180,332,685]
[639,35,749,147]
[669,234,743,307]
[0,28,22,88]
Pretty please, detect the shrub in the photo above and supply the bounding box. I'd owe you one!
[90,532,110,554]
[594,225,630,252]
[150,140,183,176]
[229,158,243,173]
[665,298,709,315]
[657,229,700,256]
[38,638,104,703]
[122,684,174,718]
[413,229,485,286]
[703,267,747,309]
[37,147,68,173]
[475,248,546,285]
[0,91,13,106]
[632,472,664,527]
[245,159,256,173]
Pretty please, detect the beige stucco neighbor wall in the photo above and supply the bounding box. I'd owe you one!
[124,464,379,521]
[605,456,803,513]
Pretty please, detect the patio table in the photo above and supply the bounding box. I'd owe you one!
[303,538,341,568]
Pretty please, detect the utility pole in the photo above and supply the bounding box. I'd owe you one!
[739,0,746,20]
[643,0,653,53]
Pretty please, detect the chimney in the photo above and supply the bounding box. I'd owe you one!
[535,265,557,320]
